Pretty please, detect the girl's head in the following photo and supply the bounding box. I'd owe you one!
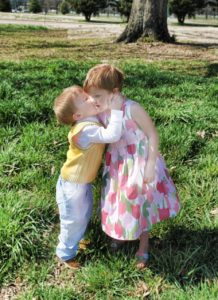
[53,85,99,125]
[83,64,124,112]
[84,64,124,92]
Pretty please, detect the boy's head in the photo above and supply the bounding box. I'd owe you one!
[53,85,99,125]
[83,64,124,112]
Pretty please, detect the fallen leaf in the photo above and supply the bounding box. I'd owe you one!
[79,239,91,250]
[51,166,55,176]
[210,208,218,217]
[212,131,218,138]
[196,130,206,138]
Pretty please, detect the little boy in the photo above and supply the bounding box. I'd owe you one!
[53,85,123,268]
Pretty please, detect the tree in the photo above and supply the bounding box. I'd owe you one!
[60,0,70,14]
[117,0,133,21]
[70,0,107,21]
[42,0,50,14]
[117,0,171,43]
[0,0,11,12]
[169,0,205,24]
[105,0,119,16]
[29,0,42,13]
[52,0,62,13]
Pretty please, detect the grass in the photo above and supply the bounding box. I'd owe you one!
[0,24,218,299]
[0,24,48,32]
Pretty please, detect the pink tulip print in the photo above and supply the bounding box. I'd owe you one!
[158,208,170,220]
[126,184,138,200]
[127,144,136,155]
[114,222,123,238]
[119,201,126,215]
[131,204,140,219]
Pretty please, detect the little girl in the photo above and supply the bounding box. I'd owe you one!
[84,64,180,269]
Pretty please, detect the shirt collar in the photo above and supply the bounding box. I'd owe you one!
[76,116,99,123]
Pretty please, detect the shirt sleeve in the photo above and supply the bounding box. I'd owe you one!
[77,110,123,148]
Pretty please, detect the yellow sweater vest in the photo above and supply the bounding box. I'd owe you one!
[61,121,105,183]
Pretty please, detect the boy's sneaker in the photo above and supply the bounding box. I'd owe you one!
[56,256,80,269]
[63,258,80,269]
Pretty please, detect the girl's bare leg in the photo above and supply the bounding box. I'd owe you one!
[136,231,149,269]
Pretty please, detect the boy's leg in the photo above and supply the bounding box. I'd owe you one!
[56,177,93,262]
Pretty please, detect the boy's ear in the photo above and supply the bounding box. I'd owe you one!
[72,113,82,121]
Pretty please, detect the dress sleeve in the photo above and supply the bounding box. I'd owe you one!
[77,110,123,148]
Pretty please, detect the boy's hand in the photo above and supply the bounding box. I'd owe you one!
[106,97,113,110]
[111,94,123,110]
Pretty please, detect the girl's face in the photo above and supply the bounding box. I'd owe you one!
[87,87,113,113]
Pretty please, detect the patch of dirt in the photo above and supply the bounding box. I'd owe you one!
[0,16,218,45]
[0,279,27,300]
[0,16,217,62]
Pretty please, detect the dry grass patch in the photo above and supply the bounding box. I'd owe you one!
[0,26,217,62]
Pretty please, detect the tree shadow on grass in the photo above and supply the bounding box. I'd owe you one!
[205,63,218,77]
[148,226,218,285]
[29,43,78,49]
[84,220,218,287]
[171,22,218,28]
[79,20,124,25]
[174,41,218,48]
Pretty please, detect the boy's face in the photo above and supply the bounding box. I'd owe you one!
[74,91,100,120]
[87,87,113,113]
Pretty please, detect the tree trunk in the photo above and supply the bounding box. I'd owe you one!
[178,15,185,24]
[117,0,144,43]
[85,13,91,21]
[117,0,172,43]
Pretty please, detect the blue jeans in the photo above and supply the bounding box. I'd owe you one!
[56,176,93,261]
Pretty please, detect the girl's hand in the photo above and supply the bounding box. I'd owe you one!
[144,161,155,183]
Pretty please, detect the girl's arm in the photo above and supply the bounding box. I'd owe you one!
[131,103,159,183]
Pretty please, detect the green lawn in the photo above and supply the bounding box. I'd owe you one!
[0,25,217,299]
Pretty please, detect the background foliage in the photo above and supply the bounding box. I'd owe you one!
[0,0,11,12]
[169,0,205,24]
[70,0,107,21]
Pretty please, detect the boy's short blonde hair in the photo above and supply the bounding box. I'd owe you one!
[83,64,124,92]
[53,85,83,125]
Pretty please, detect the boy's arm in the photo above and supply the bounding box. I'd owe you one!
[78,110,123,146]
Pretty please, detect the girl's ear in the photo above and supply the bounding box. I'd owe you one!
[112,87,119,93]
[72,113,82,121]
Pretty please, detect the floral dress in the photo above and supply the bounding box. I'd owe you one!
[101,100,180,240]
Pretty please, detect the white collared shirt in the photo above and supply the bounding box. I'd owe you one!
[77,110,123,148]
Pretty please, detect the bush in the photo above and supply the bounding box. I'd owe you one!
[169,0,204,24]
[29,0,42,13]
[0,0,11,12]
[60,0,70,14]
[117,0,132,21]
[71,0,107,21]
